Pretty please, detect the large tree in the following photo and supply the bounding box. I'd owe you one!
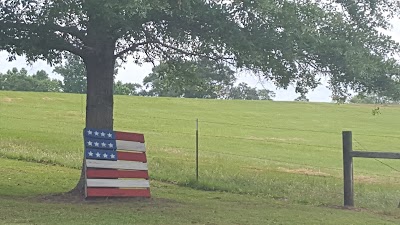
[1,0,400,194]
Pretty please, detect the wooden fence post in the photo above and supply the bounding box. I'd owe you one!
[342,131,354,207]
[196,119,199,181]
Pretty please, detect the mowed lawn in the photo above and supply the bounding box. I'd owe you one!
[1,91,400,224]
[1,158,399,225]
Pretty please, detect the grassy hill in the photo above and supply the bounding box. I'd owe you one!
[1,91,400,224]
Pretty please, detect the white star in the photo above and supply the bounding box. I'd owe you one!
[101,142,106,147]
[101,132,105,137]
[87,130,93,135]
[110,154,115,159]
[88,151,93,157]
[103,153,108,158]
[108,143,114,148]
[107,133,112,138]
[87,141,93,146]
[94,131,99,136]
[94,142,99,147]
[95,152,101,157]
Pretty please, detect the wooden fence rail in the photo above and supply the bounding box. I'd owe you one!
[342,131,400,207]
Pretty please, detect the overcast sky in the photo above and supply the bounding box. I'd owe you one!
[1,18,399,102]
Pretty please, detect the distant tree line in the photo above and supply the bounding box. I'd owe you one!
[0,56,276,101]
[331,90,400,104]
[348,93,400,104]
[0,68,61,92]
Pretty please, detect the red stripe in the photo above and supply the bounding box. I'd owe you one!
[115,131,145,143]
[87,188,151,197]
[86,169,149,179]
[118,151,147,162]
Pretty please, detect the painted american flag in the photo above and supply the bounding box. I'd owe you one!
[83,128,151,198]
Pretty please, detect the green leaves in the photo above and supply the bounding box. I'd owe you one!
[143,59,236,98]
[0,68,61,92]
[53,54,87,93]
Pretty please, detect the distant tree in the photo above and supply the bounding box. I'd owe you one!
[349,94,375,104]
[349,93,397,104]
[0,68,61,92]
[228,82,259,100]
[32,70,50,80]
[142,71,181,97]
[54,54,86,94]
[143,60,236,98]
[331,95,348,104]
[0,68,29,91]
[257,89,276,101]
[294,94,309,102]
[114,81,142,96]
[54,53,128,94]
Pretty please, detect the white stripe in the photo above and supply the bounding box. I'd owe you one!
[86,159,148,170]
[87,179,150,188]
[116,140,146,152]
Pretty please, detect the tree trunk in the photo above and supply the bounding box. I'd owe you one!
[70,50,116,197]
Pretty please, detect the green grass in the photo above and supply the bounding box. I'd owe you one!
[1,91,400,224]
[1,158,399,225]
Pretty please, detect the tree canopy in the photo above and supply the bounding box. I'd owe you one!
[1,0,399,100]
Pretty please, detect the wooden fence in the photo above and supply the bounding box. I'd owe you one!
[342,131,400,207]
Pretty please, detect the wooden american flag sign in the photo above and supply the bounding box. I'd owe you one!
[83,128,151,198]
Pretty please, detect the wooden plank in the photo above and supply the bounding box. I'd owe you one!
[351,151,400,159]
[118,151,147,162]
[86,159,148,170]
[86,169,149,179]
[87,179,150,188]
[87,188,150,197]
[115,131,145,143]
[116,140,146,152]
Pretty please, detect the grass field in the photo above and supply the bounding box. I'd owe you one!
[1,91,400,224]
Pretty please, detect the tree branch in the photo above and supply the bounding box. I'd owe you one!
[48,24,87,42]
[1,21,88,58]
[114,41,154,59]
[48,42,86,58]
[155,41,234,62]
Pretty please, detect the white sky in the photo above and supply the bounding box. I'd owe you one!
[1,19,399,102]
